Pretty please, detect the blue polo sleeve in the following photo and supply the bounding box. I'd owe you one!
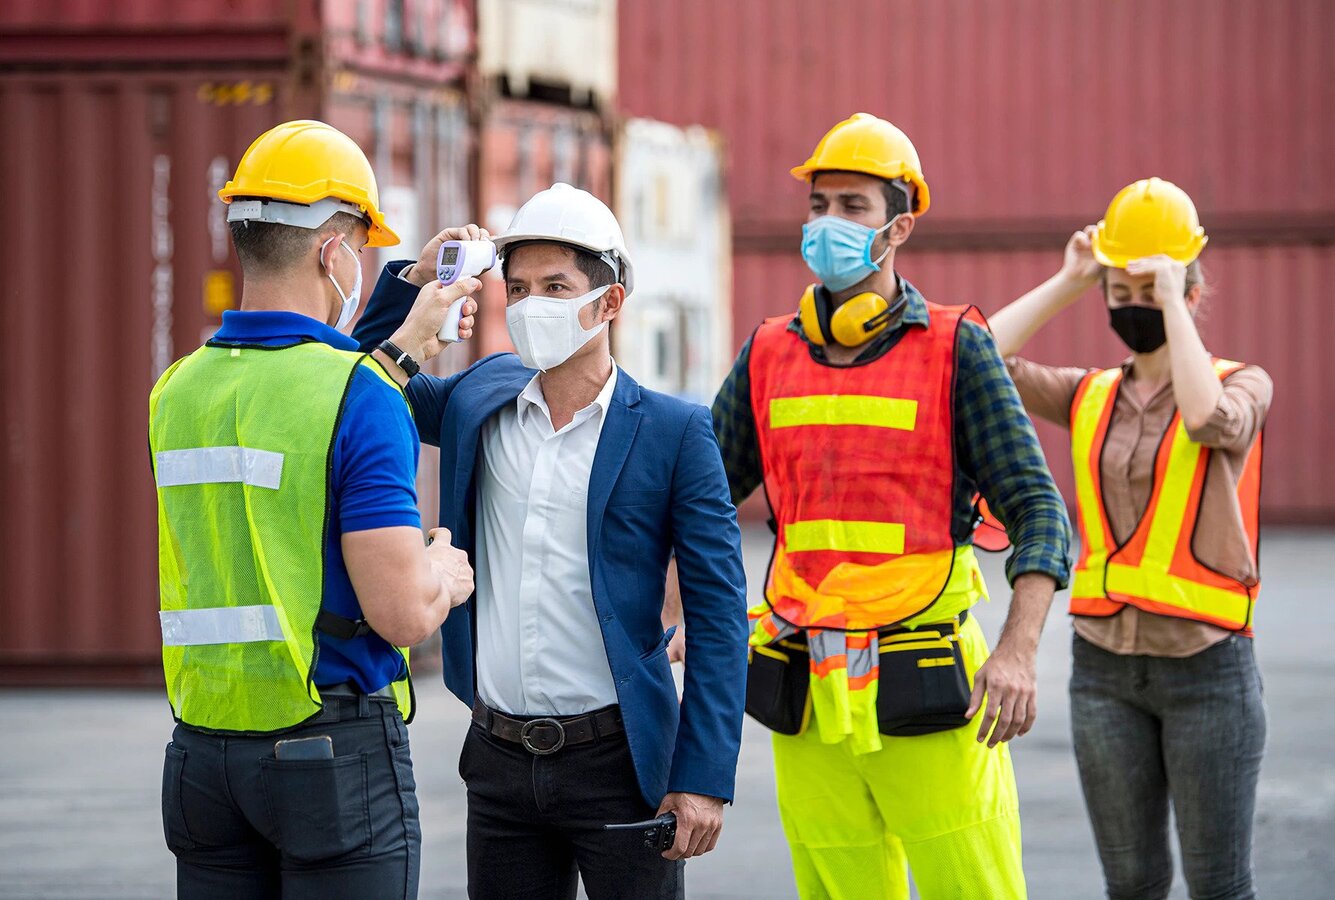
[331,366,422,533]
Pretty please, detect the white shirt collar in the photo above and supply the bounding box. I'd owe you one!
[516,360,619,431]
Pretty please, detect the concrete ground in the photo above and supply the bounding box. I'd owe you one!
[2,526,1332,899]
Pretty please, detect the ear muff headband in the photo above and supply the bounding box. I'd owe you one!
[799,284,838,346]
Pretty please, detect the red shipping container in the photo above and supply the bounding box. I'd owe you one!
[0,62,477,683]
[0,69,305,684]
[618,0,1335,236]
[731,242,1335,523]
[0,0,472,80]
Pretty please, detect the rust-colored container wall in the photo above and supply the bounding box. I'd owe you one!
[620,0,1335,521]
[732,244,1335,522]
[0,69,301,682]
[619,0,1334,234]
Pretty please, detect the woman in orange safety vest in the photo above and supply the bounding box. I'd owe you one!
[989,178,1270,900]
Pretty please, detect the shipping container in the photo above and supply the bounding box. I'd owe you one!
[0,57,476,682]
[729,243,1335,523]
[473,98,614,356]
[618,0,1334,240]
[0,0,630,683]
[0,68,301,684]
[477,0,616,111]
[0,0,471,82]
[612,118,731,404]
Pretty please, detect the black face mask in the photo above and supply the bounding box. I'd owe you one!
[1109,306,1167,353]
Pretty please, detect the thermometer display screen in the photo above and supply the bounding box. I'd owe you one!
[441,246,460,265]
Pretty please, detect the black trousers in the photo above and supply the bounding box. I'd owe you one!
[460,713,684,899]
[162,694,420,899]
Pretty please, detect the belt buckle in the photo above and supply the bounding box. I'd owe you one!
[519,717,566,755]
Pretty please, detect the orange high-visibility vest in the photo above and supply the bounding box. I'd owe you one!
[1069,359,1262,633]
[749,304,985,632]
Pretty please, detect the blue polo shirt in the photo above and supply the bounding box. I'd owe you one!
[209,310,421,692]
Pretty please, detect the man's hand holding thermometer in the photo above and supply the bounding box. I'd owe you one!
[436,239,496,342]
[374,224,492,387]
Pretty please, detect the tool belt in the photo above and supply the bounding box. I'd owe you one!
[745,611,972,738]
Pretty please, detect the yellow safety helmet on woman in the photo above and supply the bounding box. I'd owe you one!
[219,120,399,247]
[1091,177,1207,268]
[790,113,931,215]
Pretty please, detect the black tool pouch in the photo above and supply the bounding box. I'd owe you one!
[876,612,972,737]
[744,638,810,735]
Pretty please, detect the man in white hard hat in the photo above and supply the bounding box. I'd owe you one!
[353,184,748,898]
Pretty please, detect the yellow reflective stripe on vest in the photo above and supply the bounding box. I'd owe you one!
[155,446,285,490]
[1071,568,1106,599]
[159,606,284,646]
[770,395,918,430]
[785,519,906,555]
[1140,422,1205,571]
[1070,369,1122,585]
[1104,562,1252,625]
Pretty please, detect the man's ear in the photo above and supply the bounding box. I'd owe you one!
[598,283,627,323]
[314,230,343,271]
[886,213,916,248]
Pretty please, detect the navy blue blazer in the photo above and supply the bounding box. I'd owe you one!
[355,262,749,805]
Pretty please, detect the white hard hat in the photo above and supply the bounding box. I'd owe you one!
[494,182,635,296]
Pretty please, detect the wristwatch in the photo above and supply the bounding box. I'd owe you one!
[377,339,421,379]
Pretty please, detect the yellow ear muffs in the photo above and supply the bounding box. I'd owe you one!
[798,284,834,346]
[800,284,893,347]
[831,291,892,346]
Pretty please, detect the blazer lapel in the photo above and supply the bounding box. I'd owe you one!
[587,367,643,558]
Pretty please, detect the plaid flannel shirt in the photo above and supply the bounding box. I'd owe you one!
[711,279,1072,589]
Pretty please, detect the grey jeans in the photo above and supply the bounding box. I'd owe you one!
[1070,632,1266,900]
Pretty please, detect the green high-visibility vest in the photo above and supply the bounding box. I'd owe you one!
[149,340,414,732]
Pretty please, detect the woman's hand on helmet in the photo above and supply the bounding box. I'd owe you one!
[1060,225,1102,287]
[1126,254,1188,308]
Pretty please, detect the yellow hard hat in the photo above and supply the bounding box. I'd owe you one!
[219,120,399,247]
[1091,177,1207,268]
[790,113,931,215]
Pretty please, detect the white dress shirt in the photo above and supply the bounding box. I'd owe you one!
[473,365,620,715]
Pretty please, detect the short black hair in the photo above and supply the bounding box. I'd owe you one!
[500,242,618,290]
[881,178,913,218]
[229,211,366,274]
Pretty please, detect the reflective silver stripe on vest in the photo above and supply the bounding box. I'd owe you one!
[160,606,285,646]
[155,447,285,490]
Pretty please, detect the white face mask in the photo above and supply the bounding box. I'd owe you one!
[505,286,611,371]
[322,237,363,331]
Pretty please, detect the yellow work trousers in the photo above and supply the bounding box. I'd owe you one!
[771,615,1027,900]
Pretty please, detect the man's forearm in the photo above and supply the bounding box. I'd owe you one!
[995,572,1057,657]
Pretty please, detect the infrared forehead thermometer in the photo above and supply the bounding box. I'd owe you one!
[437,239,497,342]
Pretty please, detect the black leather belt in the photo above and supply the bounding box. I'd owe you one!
[472,701,624,756]
[320,683,395,700]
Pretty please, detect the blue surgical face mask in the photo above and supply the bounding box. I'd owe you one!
[800,214,898,292]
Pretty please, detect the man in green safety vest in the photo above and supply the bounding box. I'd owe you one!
[149,120,479,898]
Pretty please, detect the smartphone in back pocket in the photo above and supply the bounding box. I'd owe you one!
[273,735,334,760]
